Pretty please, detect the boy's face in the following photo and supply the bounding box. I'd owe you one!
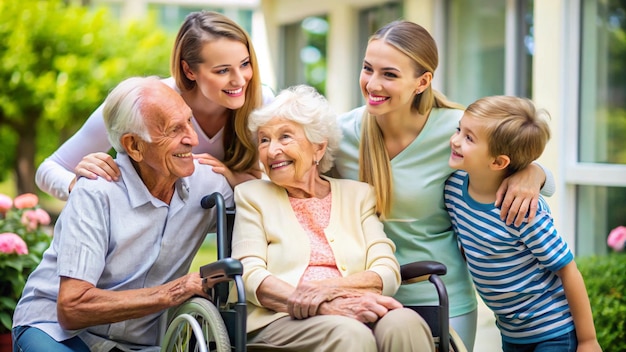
[449,112,494,174]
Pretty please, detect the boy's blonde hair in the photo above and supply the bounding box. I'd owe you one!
[465,96,551,174]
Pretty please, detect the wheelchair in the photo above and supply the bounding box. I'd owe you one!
[160,192,466,352]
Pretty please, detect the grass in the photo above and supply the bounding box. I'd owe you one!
[190,239,218,273]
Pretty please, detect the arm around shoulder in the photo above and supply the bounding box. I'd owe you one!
[534,161,555,196]
[36,103,113,200]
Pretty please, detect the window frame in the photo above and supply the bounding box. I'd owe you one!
[562,0,626,255]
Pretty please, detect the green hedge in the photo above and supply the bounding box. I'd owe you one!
[576,254,626,351]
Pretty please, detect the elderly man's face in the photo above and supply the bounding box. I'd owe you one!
[137,87,198,186]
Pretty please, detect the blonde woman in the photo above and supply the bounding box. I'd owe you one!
[331,20,555,351]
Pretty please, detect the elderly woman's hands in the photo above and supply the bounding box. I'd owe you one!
[317,293,403,323]
[287,272,387,320]
[287,280,348,319]
[287,281,401,323]
[194,153,261,187]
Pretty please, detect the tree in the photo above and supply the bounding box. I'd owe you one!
[0,0,171,195]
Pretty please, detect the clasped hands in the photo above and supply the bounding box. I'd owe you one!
[286,280,402,324]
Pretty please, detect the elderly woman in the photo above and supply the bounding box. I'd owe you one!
[231,85,434,351]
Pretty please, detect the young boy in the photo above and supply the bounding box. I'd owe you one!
[444,96,601,352]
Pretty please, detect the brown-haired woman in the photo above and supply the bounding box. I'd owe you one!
[36,10,273,200]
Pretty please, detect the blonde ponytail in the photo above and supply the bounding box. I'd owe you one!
[359,111,393,218]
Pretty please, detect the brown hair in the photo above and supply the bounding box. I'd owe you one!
[359,20,463,217]
[170,10,262,172]
[465,96,551,174]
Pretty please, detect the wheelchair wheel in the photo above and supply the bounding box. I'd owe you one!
[162,297,231,352]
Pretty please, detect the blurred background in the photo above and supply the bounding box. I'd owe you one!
[1,0,625,258]
[0,0,624,349]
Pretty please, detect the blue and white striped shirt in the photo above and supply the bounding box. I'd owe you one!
[444,170,574,344]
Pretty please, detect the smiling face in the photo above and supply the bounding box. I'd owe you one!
[257,117,326,193]
[448,112,495,174]
[132,85,199,191]
[184,38,253,111]
[360,39,425,117]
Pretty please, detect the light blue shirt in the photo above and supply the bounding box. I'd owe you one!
[13,152,233,351]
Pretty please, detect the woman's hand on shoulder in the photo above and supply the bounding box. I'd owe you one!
[70,152,120,192]
[495,163,544,227]
[194,153,261,187]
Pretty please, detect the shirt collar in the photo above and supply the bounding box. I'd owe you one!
[116,153,190,208]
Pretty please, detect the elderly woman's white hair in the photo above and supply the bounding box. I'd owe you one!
[248,85,342,173]
[102,76,155,152]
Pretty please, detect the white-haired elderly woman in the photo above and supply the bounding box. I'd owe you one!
[231,85,434,351]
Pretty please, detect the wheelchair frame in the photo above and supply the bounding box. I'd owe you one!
[161,192,466,352]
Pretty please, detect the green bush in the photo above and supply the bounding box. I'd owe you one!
[576,254,626,351]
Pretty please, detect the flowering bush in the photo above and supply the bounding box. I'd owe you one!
[0,193,52,333]
[607,226,626,252]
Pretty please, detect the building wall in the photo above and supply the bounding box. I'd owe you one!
[533,0,567,244]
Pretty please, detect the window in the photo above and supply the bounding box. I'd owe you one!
[577,186,626,255]
[575,0,626,256]
[579,1,626,165]
[445,0,534,106]
[356,3,402,105]
[147,5,253,35]
[280,16,328,94]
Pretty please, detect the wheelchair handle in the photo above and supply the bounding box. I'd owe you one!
[200,258,244,291]
[400,260,447,283]
[201,192,223,210]
[200,192,228,259]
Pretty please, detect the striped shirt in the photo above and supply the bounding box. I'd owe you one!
[444,170,574,344]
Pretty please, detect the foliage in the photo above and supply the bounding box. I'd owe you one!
[0,0,172,194]
[301,16,328,95]
[0,193,52,333]
[577,254,626,351]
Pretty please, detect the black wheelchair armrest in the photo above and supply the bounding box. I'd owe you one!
[200,257,243,291]
[400,260,447,284]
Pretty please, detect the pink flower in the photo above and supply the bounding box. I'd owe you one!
[607,226,626,252]
[0,232,29,255]
[13,193,39,209]
[35,208,51,226]
[21,210,39,231]
[0,194,12,214]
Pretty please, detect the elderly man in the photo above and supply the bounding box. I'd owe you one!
[12,76,233,352]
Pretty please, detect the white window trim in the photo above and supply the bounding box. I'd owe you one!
[562,0,626,255]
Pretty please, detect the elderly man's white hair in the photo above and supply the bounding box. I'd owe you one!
[102,76,159,153]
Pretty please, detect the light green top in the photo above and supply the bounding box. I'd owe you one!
[332,106,477,317]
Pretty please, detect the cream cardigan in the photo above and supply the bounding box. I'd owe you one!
[231,176,401,332]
